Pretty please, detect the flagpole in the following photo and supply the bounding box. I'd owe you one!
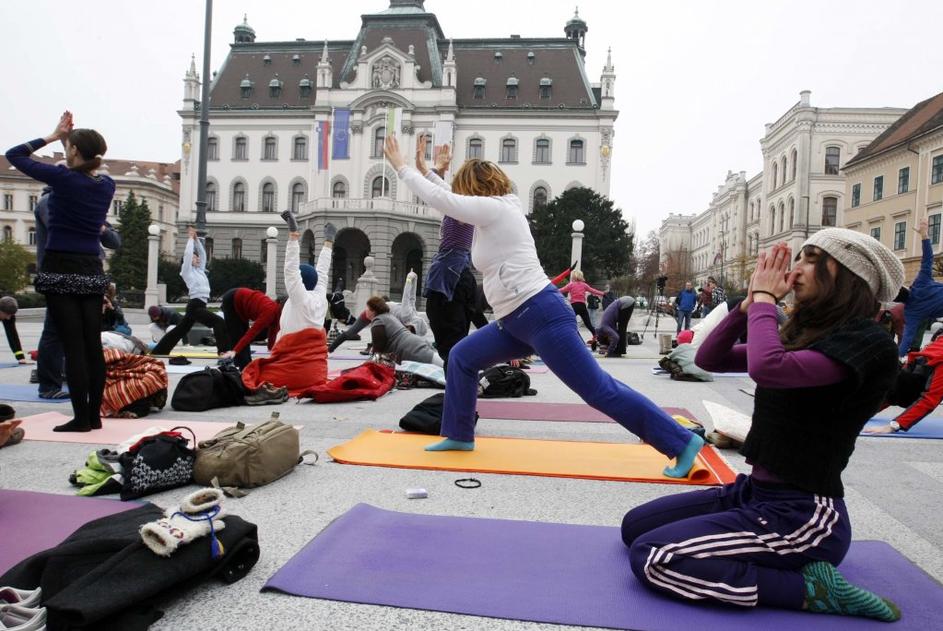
[382,106,388,199]
[327,107,334,205]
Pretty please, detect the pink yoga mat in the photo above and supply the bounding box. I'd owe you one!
[476,401,695,424]
[16,412,238,445]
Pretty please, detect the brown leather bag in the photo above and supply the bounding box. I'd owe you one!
[194,416,315,491]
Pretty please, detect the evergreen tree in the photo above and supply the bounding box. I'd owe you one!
[0,239,34,294]
[108,191,151,290]
[527,187,633,283]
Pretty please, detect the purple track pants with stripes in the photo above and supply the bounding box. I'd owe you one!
[622,474,850,609]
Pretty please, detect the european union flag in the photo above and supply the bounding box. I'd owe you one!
[332,108,350,159]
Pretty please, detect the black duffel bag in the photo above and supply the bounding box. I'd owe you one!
[171,364,247,411]
[399,392,481,435]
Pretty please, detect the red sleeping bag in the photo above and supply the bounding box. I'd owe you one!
[242,328,327,397]
[300,362,395,403]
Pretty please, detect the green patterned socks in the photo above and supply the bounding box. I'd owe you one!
[802,561,900,622]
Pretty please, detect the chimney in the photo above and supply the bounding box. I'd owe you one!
[800,90,811,107]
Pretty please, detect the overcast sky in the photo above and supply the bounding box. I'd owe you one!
[2,1,942,238]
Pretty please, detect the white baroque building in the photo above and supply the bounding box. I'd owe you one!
[659,91,906,290]
[177,0,618,300]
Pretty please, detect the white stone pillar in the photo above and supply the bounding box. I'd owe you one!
[144,225,160,310]
[265,226,279,298]
[353,255,380,316]
[570,219,585,271]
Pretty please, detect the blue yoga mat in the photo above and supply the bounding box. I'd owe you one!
[862,417,943,439]
[264,504,939,630]
[0,384,70,403]
[0,362,23,369]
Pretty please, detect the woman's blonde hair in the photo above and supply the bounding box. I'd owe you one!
[571,269,585,282]
[452,159,513,197]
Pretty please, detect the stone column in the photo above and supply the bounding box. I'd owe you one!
[570,219,585,271]
[144,225,160,310]
[265,226,278,298]
[352,255,380,316]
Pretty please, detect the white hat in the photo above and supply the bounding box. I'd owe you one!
[802,228,904,302]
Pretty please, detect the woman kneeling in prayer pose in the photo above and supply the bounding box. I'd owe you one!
[623,232,903,622]
[384,134,702,477]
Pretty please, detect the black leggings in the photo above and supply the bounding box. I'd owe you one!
[572,302,596,336]
[426,266,477,364]
[152,298,229,355]
[45,293,106,428]
[329,314,370,353]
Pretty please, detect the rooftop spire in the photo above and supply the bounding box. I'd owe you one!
[320,39,329,62]
[446,39,454,62]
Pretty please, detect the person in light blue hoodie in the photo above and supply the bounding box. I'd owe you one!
[151,226,229,355]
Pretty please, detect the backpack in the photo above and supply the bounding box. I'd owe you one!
[626,331,642,345]
[118,427,196,500]
[478,365,537,398]
[587,294,600,309]
[399,392,479,435]
[171,364,246,411]
[194,417,313,490]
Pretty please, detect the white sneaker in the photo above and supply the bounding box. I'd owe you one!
[0,603,47,631]
[0,587,41,608]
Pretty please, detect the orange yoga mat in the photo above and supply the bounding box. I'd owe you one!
[17,412,242,445]
[328,430,738,486]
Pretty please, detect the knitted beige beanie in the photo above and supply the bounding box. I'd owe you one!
[802,228,904,302]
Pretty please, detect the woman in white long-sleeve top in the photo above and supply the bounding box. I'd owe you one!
[384,135,703,477]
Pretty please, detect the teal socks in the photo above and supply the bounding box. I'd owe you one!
[802,561,900,622]
[663,433,705,478]
[425,438,475,452]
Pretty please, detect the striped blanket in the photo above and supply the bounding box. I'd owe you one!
[101,349,169,417]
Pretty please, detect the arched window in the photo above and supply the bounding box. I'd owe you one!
[506,77,519,99]
[791,148,797,181]
[568,139,585,164]
[771,163,778,190]
[778,202,785,233]
[263,136,277,160]
[534,138,551,164]
[533,186,548,210]
[205,181,217,211]
[292,136,307,160]
[291,182,305,212]
[769,206,776,236]
[233,136,247,160]
[500,138,517,162]
[467,137,483,160]
[207,137,219,161]
[822,196,838,226]
[788,198,795,228]
[332,181,347,199]
[422,133,432,160]
[231,238,242,259]
[825,146,841,175]
[232,181,246,212]
[373,127,385,158]
[371,176,389,198]
[261,182,275,212]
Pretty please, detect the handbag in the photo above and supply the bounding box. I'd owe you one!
[171,364,246,411]
[118,427,196,500]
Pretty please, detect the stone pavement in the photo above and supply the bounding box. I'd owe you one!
[1,309,941,630]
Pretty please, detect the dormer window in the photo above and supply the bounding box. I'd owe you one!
[269,75,283,98]
[292,54,301,64]
[240,74,253,99]
[494,51,503,61]
[539,77,552,99]
[299,74,312,98]
[527,51,535,63]
[473,77,486,100]
[506,77,519,99]
[263,54,272,65]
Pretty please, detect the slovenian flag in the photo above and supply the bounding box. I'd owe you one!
[317,120,331,172]
[332,108,350,159]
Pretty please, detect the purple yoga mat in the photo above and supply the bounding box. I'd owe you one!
[264,504,938,630]
[476,400,694,424]
[0,489,137,574]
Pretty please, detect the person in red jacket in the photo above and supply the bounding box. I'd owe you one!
[866,333,943,434]
[218,288,282,369]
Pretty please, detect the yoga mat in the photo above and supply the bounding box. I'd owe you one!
[17,412,237,445]
[862,417,943,439]
[151,352,221,359]
[328,430,736,486]
[329,353,372,361]
[0,361,23,369]
[264,504,938,631]
[0,384,70,403]
[651,367,750,378]
[0,489,137,575]
[476,400,695,424]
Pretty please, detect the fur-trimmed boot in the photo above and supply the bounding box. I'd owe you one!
[140,488,227,558]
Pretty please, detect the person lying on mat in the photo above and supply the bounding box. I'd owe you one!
[150,227,230,356]
[384,134,702,477]
[0,297,28,365]
[595,296,635,358]
[241,215,332,396]
[367,296,443,367]
[623,232,903,622]
[218,288,283,369]
[865,333,943,434]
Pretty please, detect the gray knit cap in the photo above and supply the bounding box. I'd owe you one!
[801,228,904,302]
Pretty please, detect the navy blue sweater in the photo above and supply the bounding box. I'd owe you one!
[5,138,115,256]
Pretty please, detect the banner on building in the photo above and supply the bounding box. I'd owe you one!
[332,108,350,159]
[432,121,453,150]
[317,120,331,172]
[385,107,404,139]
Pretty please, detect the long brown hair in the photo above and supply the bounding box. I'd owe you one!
[68,128,107,174]
[451,159,513,197]
[780,246,880,350]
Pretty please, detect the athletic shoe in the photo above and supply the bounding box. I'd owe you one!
[0,603,47,631]
[38,389,70,400]
[0,586,41,608]
[245,384,288,406]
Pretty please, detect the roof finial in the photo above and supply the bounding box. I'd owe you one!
[243,13,249,25]
[446,39,454,62]
[574,5,579,18]
[606,46,612,68]
[321,39,329,62]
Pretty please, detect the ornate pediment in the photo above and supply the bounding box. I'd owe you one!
[372,55,401,90]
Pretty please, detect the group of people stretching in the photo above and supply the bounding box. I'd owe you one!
[4,112,927,623]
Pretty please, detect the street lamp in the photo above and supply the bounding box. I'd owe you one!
[194,0,214,235]
[571,219,585,272]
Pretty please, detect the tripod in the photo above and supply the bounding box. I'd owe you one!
[639,283,665,341]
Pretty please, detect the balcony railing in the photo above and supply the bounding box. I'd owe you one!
[299,197,442,219]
